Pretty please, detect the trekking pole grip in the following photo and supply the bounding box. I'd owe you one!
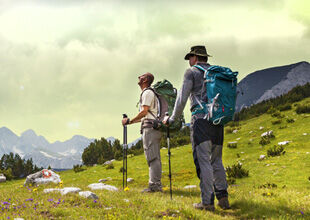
[123,114,128,119]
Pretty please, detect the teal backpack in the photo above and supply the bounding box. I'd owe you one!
[192,65,238,125]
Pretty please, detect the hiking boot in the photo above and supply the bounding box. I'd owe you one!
[217,197,230,210]
[141,187,163,193]
[193,202,215,212]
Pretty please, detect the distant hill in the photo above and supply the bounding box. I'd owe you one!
[236,61,310,111]
[0,128,95,169]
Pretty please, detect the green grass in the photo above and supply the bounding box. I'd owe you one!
[1,98,310,219]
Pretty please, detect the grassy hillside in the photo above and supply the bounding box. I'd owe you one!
[0,98,310,219]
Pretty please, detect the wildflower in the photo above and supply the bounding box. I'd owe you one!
[124,187,130,192]
[25,198,33,202]
[33,188,38,192]
[20,185,23,188]
[267,192,271,196]
[93,200,97,203]
[48,199,53,202]
[301,211,304,215]
[162,187,169,191]
[3,202,10,205]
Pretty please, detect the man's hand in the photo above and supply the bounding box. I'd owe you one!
[162,115,170,125]
[122,118,130,126]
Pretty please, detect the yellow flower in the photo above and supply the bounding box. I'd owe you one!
[124,187,130,192]
[29,184,32,187]
[162,187,169,191]
[267,192,271,196]
[33,188,38,192]
[59,181,63,185]
[20,185,24,188]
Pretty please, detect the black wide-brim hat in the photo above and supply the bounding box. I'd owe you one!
[184,45,211,60]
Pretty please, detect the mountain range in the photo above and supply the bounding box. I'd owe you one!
[236,61,310,111]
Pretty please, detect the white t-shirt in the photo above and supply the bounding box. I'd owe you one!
[140,89,159,122]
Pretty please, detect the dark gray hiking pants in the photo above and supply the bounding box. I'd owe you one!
[142,128,162,189]
[191,115,228,205]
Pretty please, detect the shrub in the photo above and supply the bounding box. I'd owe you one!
[0,168,14,180]
[106,163,114,170]
[267,107,277,114]
[271,119,282,125]
[296,104,310,114]
[227,142,237,149]
[258,183,277,189]
[119,167,125,173]
[227,178,236,185]
[271,111,284,118]
[278,104,292,111]
[73,164,86,173]
[286,118,295,123]
[225,162,249,179]
[259,137,271,146]
[267,145,285,157]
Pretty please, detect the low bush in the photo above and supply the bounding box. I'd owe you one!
[106,163,114,170]
[225,162,249,179]
[225,127,233,134]
[119,167,125,173]
[267,145,285,157]
[0,168,14,180]
[258,183,277,189]
[278,104,292,111]
[279,125,287,129]
[286,118,295,123]
[296,104,310,114]
[73,164,86,173]
[271,111,284,118]
[271,119,282,125]
[259,137,271,146]
[267,107,277,114]
[227,178,236,185]
[227,142,237,149]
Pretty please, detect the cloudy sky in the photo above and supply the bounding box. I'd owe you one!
[0,0,309,143]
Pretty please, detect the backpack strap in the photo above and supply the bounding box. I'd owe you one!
[193,65,208,79]
[140,88,160,119]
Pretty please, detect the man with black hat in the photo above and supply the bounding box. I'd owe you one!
[163,46,230,211]
[122,72,163,193]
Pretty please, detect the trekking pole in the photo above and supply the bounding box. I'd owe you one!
[165,112,172,200]
[122,114,128,190]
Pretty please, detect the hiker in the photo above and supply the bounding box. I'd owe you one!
[163,45,230,211]
[122,73,163,192]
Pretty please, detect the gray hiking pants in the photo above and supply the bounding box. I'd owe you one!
[191,115,228,205]
[142,128,162,189]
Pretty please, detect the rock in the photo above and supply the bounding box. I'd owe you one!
[261,130,273,137]
[79,191,99,199]
[14,218,24,220]
[0,174,6,183]
[249,131,253,134]
[103,160,113,166]
[232,129,238,134]
[60,187,81,195]
[259,126,264,130]
[127,178,134,182]
[162,147,167,149]
[303,133,307,136]
[259,155,266,161]
[43,188,61,193]
[236,138,241,140]
[123,199,129,202]
[278,141,290,146]
[99,179,107,183]
[88,183,118,191]
[25,169,61,185]
[306,152,309,154]
[184,185,196,189]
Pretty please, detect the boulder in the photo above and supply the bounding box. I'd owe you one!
[43,188,61,194]
[79,191,99,199]
[99,177,112,183]
[232,130,238,134]
[261,130,273,138]
[60,187,81,195]
[278,141,291,146]
[0,174,6,183]
[88,183,118,191]
[259,155,266,161]
[103,160,113,166]
[259,126,264,130]
[184,185,196,189]
[25,169,61,185]
[127,178,134,182]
